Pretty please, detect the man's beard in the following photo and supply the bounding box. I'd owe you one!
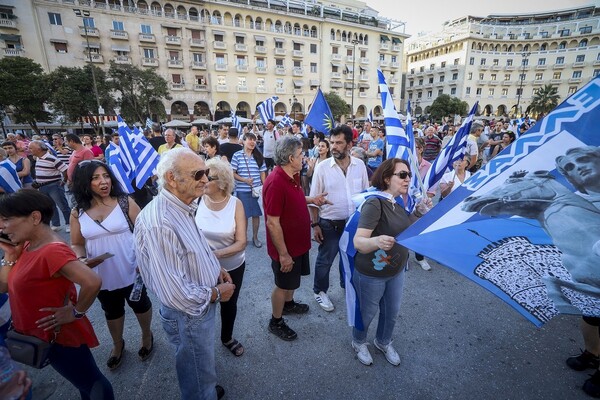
[332,151,347,160]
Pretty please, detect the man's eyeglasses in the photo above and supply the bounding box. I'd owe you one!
[393,171,412,180]
[190,168,210,181]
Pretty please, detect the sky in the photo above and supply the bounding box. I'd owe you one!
[366,0,599,38]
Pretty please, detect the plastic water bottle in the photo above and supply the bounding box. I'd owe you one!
[0,347,24,400]
[129,272,144,302]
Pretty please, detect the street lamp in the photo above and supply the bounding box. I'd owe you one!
[515,51,531,118]
[350,39,359,125]
[73,8,105,136]
[289,95,298,121]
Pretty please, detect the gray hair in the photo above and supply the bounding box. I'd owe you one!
[206,158,234,194]
[470,122,484,134]
[156,147,196,188]
[351,146,368,165]
[29,140,48,151]
[274,136,302,167]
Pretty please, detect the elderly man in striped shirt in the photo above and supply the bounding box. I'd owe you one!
[134,147,235,400]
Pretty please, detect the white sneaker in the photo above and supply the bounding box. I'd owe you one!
[374,339,401,366]
[417,259,431,271]
[314,291,334,312]
[352,341,373,366]
[50,226,61,232]
[65,226,71,233]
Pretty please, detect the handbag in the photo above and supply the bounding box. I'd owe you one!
[251,185,263,198]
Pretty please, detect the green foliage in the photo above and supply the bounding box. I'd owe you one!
[428,94,469,121]
[108,62,171,123]
[0,57,51,133]
[323,91,350,122]
[527,84,560,118]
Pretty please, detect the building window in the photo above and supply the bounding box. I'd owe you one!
[427,90,432,98]
[409,80,414,87]
[428,77,434,84]
[379,54,385,61]
[410,68,415,74]
[257,78,265,87]
[439,75,445,82]
[467,72,473,80]
[540,44,547,51]
[580,26,592,34]
[218,76,226,86]
[196,75,206,85]
[171,74,181,84]
[418,79,423,85]
[493,59,499,66]
[331,46,338,54]
[559,42,566,49]
[521,58,528,66]
[391,55,397,62]
[573,71,582,78]
[466,87,471,95]
[193,53,204,63]
[516,88,523,96]
[490,74,497,81]
[235,36,245,44]
[579,39,588,48]
[519,73,526,80]
[214,34,224,42]
[480,58,486,65]
[216,54,226,65]
[420,66,425,72]
[568,86,577,94]
[450,88,456,95]
[48,12,62,26]
[143,48,155,58]
[238,77,247,87]
[310,44,317,54]
[506,59,513,66]
[576,55,585,62]
[417,92,422,99]
[559,29,570,37]
[540,31,549,38]
[556,56,564,64]
[502,88,508,96]
[452,73,458,80]
[594,69,600,77]
[504,74,511,80]
[441,61,446,68]
[310,62,317,73]
[553,72,561,79]
[53,42,67,53]
[454,58,459,65]
[476,88,482,95]
[83,17,95,28]
[429,63,435,70]
[479,73,484,80]
[256,58,266,67]
[488,88,494,96]
[469,57,474,65]
[141,24,152,34]
[113,21,124,31]
[438,89,443,96]
[275,58,284,67]
[538,58,546,65]
[535,73,543,80]
[236,55,246,66]
[276,78,283,88]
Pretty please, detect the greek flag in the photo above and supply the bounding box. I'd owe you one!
[277,113,293,128]
[231,110,242,132]
[379,72,423,212]
[106,143,134,193]
[257,96,278,124]
[367,109,373,124]
[118,116,160,189]
[422,102,479,192]
[301,123,308,138]
[146,117,153,130]
[0,160,21,194]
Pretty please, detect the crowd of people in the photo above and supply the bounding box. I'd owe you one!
[0,113,538,400]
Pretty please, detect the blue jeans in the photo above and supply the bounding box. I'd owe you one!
[39,182,70,227]
[352,268,406,346]
[159,303,217,400]
[313,218,345,294]
[49,344,114,400]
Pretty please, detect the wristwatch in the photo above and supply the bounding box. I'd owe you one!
[72,307,86,319]
[310,222,319,228]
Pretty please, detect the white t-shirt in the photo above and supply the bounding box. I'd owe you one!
[440,170,471,195]
[262,129,276,158]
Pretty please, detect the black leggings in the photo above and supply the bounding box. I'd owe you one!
[96,284,152,320]
[220,262,245,343]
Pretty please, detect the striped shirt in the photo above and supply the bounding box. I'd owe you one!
[134,189,221,316]
[54,147,73,166]
[230,150,266,192]
[34,152,67,184]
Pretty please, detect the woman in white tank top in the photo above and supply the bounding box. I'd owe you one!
[195,158,247,356]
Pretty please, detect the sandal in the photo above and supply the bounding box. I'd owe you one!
[107,339,125,370]
[138,333,154,361]
[223,338,244,357]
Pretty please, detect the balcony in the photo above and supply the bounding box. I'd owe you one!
[215,63,228,71]
[165,36,181,45]
[194,84,208,91]
[532,80,544,85]
[392,45,401,52]
[435,81,444,87]
[216,85,228,92]
[550,79,562,84]
[256,86,267,93]
[142,57,159,67]
[594,60,600,66]
[80,27,99,37]
[331,54,342,61]
[505,65,515,71]
[359,92,367,98]
[275,87,286,94]
[167,59,183,68]
[379,43,389,50]
[535,64,547,70]
[379,60,390,67]
[488,80,499,85]
[390,78,399,84]
[573,62,585,68]
[569,77,583,83]
[553,63,565,69]
[345,91,352,97]
[491,65,502,71]
[113,55,131,64]
[476,80,488,85]
[139,33,156,43]
[479,65,490,70]
[213,41,226,49]
[89,54,104,63]
[274,48,286,55]
[502,80,512,86]
[255,66,267,74]
[292,68,304,76]
[0,18,17,29]
[293,88,303,95]
[3,48,25,57]
[191,61,206,70]
[331,72,341,79]
[237,86,249,93]
[292,50,303,58]
[275,67,286,75]
[190,38,206,47]
[236,64,249,72]
[391,62,400,68]
[170,83,185,90]
[450,64,459,71]
[110,30,128,40]
[359,75,368,81]
[235,43,248,52]
[346,56,354,63]
[360,57,369,64]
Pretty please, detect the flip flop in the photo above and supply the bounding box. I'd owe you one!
[223,338,244,357]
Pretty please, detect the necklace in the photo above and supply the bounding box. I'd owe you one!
[205,194,229,204]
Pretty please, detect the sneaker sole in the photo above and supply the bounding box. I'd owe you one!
[374,341,401,366]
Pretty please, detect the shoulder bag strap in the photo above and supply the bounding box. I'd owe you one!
[117,196,134,233]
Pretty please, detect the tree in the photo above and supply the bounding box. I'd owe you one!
[528,84,560,118]
[108,62,171,123]
[323,91,350,122]
[46,65,114,133]
[0,57,51,134]
[428,94,468,121]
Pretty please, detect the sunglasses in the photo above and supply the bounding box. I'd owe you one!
[207,175,218,182]
[190,168,210,181]
[393,171,412,179]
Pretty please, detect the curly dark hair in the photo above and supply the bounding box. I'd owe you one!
[71,160,125,211]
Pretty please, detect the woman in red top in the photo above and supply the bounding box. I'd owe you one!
[0,189,114,399]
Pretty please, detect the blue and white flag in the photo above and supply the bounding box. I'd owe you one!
[304,88,334,134]
[231,110,242,132]
[0,160,21,194]
[256,96,278,125]
[367,109,373,124]
[422,102,478,192]
[277,113,293,128]
[146,117,153,130]
[118,116,160,189]
[397,76,600,327]
[379,72,423,212]
[301,123,308,138]
[106,143,135,194]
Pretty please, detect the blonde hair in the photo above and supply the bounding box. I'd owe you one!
[205,158,234,194]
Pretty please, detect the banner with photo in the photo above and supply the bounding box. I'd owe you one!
[397,76,600,327]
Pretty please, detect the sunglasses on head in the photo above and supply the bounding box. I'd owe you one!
[190,168,210,181]
[393,171,412,179]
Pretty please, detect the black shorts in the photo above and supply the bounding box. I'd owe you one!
[271,252,310,290]
[265,157,275,170]
[96,283,152,320]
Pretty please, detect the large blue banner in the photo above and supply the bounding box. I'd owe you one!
[397,76,600,327]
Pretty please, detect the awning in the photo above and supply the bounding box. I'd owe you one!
[254,35,266,41]
[392,37,401,44]
[359,65,368,71]
[330,81,343,88]
[161,24,180,29]
[0,34,20,41]
[358,83,370,89]
[82,42,100,49]
[345,65,354,73]
[50,39,68,44]
[274,37,284,42]
[331,62,341,67]
[380,34,390,42]
[212,30,225,35]
[309,79,320,86]
[293,80,304,87]
[344,82,354,89]
[234,32,246,37]
[111,44,131,52]
[292,40,304,45]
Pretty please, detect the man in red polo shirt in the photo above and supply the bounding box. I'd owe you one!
[263,136,330,341]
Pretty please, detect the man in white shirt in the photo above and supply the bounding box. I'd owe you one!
[262,119,277,173]
[309,125,369,311]
[466,122,484,173]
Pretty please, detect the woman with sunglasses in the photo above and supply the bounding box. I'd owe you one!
[195,158,247,356]
[230,133,267,248]
[350,158,431,367]
[69,160,154,370]
[0,189,114,399]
